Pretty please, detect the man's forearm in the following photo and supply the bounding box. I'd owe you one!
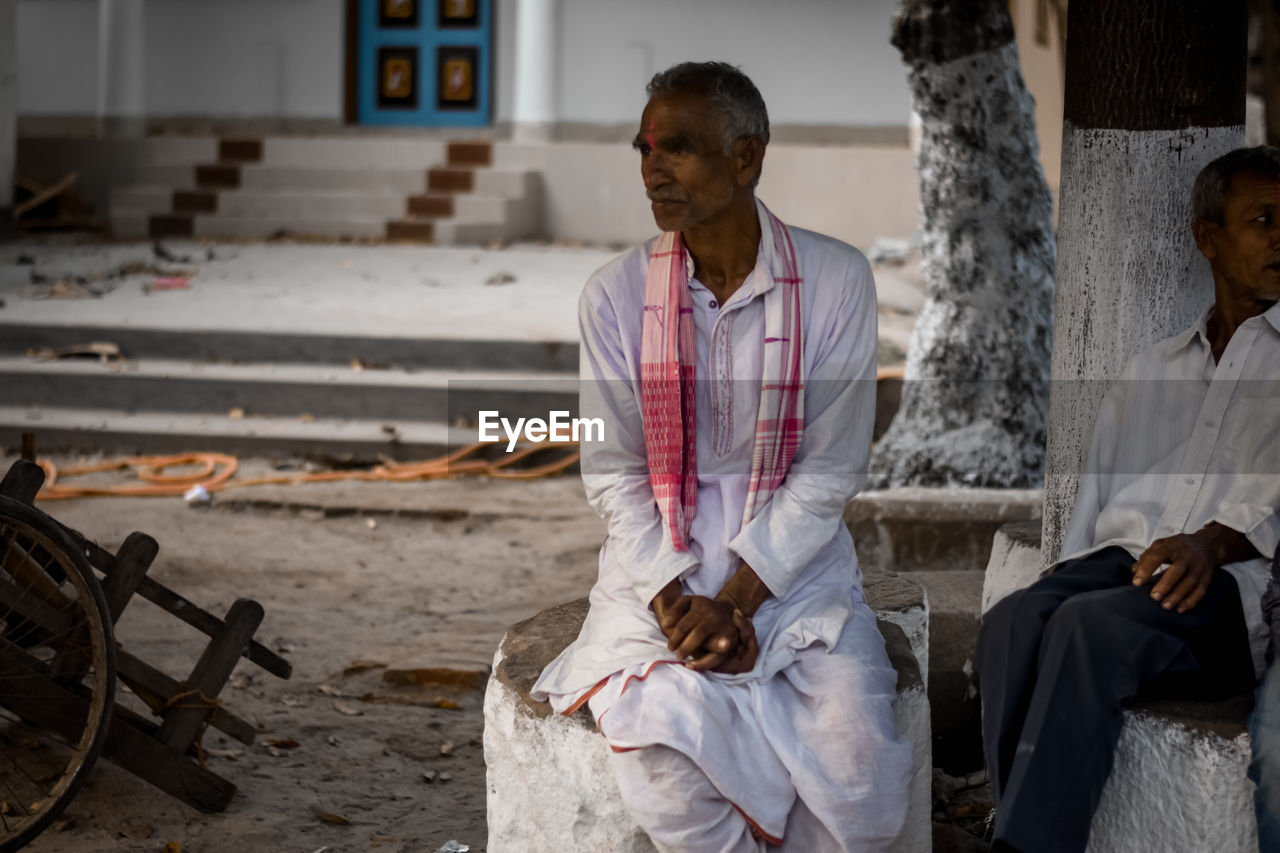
[650,579,683,620]
[1193,521,1261,567]
[715,562,771,618]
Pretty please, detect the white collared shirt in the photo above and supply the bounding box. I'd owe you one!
[1059,302,1280,675]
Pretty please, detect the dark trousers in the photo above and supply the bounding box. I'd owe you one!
[975,546,1254,853]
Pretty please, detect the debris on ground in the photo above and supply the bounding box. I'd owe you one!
[485,271,517,286]
[931,768,992,848]
[182,484,212,506]
[436,841,469,853]
[146,276,192,293]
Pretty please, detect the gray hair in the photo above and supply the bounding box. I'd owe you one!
[646,61,770,154]
[1191,145,1280,224]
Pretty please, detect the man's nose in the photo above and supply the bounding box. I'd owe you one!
[642,153,669,189]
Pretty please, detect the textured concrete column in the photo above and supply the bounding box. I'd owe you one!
[1041,0,1247,562]
[0,0,14,224]
[870,0,1055,488]
[512,0,556,142]
[96,0,145,137]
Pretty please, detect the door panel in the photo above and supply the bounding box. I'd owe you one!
[357,0,491,127]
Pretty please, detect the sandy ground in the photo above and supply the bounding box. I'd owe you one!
[6,458,606,853]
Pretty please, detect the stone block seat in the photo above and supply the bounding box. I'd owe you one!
[484,571,934,853]
[982,522,1260,853]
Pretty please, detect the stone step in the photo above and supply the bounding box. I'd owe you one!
[385,218,435,243]
[173,190,218,214]
[110,186,174,216]
[131,165,200,191]
[428,166,475,193]
[238,165,430,194]
[190,214,387,240]
[214,190,407,221]
[195,163,242,190]
[473,169,536,198]
[0,404,475,459]
[149,214,194,239]
[218,138,263,163]
[259,137,447,170]
[406,193,455,218]
[447,140,492,167]
[0,324,580,373]
[0,357,577,424]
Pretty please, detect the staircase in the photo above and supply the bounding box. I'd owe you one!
[109,137,541,245]
[0,323,578,459]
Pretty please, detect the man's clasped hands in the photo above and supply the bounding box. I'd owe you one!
[650,565,772,674]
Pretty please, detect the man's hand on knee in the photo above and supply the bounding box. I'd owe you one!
[1132,534,1215,613]
[1132,524,1257,613]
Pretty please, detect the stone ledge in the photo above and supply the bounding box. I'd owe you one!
[485,580,933,853]
[848,487,1042,574]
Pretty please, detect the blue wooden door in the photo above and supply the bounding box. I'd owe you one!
[357,0,491,127]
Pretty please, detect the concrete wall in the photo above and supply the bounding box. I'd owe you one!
[15,0,343,120]
[145,0,343,119]
[514,140,919,249]
[15,0,908,131]
[548,0,910,129]
[14,0,98,115]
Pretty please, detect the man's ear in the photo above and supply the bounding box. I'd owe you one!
[732,136,765,188]
[1192,219,1218,262]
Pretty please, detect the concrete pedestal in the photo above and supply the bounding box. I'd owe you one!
[484,574,933,853]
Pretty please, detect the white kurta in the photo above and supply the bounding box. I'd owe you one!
[532,212,912,851]
[1058,302,1280,677]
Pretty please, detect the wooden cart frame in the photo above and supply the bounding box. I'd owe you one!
[0,459,291,847]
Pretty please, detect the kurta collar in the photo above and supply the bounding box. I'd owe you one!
[681,197,784,299]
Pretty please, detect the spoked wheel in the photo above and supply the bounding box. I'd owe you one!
[0,496,115,852]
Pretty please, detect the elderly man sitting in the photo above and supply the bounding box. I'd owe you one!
[531,62,912,851]
[976,145,1280,853]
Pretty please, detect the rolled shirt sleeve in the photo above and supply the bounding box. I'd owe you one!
[728,253,879,599]
[578,280,699,606]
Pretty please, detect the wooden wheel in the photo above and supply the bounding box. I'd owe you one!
[0,496,116,852]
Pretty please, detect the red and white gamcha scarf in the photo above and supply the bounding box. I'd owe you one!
[641,201,805,551]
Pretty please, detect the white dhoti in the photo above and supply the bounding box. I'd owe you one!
[587,600,910,851]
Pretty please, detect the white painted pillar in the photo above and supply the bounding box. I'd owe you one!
[0,0,15,219]
[1041,0,1246,563]
[97,0,145,137]
[512,0,556,142]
